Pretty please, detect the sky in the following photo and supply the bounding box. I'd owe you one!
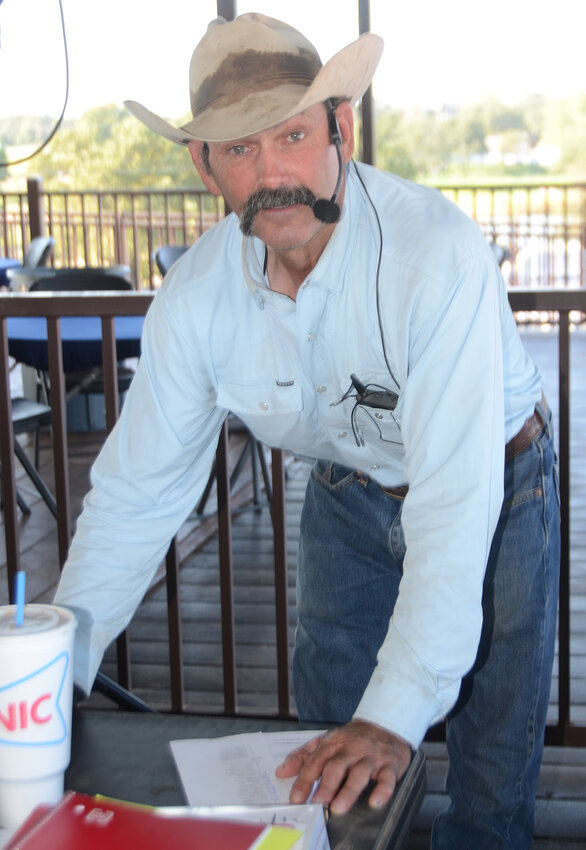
[0,0,584,124]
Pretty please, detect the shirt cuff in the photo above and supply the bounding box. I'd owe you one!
[353,666,447,749]
[352,620,463,748]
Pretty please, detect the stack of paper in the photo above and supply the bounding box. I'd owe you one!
[169,729,330,850]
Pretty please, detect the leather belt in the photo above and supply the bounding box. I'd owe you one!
[504,393,548,462]
[381,393,548,499]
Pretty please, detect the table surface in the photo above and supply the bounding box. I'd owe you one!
[62,710,426,850]
[6,315,144,372]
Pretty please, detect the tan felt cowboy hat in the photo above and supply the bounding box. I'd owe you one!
[124,12,383,144]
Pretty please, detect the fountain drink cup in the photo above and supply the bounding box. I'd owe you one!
[0,604,77,829]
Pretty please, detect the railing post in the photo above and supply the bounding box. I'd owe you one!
[165,537,185,712]
[271,449,291,716]
[0,318,21,593]
[216,421,237,713]
[27,176,45,240]
[557,310,571,735]
[45,317,71,567]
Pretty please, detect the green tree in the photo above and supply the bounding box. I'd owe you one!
[0,141,8,179]
[4,89,585,191]
[0,115,66,147]
[542,93,586,177]
[376,108,417,179]
[32,105,204,190]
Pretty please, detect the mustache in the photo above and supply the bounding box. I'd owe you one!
[239,186,317,235]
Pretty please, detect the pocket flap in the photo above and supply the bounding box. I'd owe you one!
[217,380,303,417]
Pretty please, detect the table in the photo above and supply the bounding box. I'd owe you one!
[6,315,144,373]
[63,710,426,850]
[0,259,21,288]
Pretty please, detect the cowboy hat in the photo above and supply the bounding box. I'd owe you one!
[124,12,383,144]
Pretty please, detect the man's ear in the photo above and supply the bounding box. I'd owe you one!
[334,101,355,164]
[188,141,221,195]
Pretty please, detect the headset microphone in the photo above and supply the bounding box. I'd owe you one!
[312,109,344,224]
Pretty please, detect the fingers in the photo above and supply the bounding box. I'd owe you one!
[368,765,401,809]
[276,721,412,814]
[284,735,342,804]
[297,752,401,814]
[287,730,372,808]
[322,757,375,814]
[275,733,323,779]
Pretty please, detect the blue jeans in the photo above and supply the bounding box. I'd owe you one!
[293,401,560,849]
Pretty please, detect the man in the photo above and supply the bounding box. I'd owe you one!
[54,13,560,848]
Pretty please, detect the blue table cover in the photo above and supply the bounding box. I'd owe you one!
[7,315,144,372]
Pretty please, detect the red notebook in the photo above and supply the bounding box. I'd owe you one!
[5,792,270,850]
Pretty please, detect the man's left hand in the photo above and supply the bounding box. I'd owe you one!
[275,719,411,815]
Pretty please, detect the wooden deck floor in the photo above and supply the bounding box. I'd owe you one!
[2,329,586,846]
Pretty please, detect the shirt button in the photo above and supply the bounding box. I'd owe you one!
[259,401,269,411]
[338,431,347,439]
[307,332,314,342]
[371,464,379,470]
[375,412,384,420]
[317,385,327,393]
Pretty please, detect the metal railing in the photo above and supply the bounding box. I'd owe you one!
[1,179,585,290]
[0,291,289,715]
[438,182,586,289]
[0,289,584,742]
[1,180,224,289]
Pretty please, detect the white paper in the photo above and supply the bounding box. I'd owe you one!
[169,729,324,807]
[175,803,330,850]
[168,730,330,850]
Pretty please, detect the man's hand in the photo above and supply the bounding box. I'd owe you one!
[275,719,411,815]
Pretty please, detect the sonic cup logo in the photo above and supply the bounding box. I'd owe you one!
[0,652,69,746]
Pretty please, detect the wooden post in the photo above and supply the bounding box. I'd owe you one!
[27,177,45,240]
[0,318,21,596]
[271,450,291,716]
[216,422,237,713]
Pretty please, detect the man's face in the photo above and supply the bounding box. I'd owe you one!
[190,102,354,254]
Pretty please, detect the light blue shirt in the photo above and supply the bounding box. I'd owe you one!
[55,163,542,746]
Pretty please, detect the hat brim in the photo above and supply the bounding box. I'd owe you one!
[125,32,383,144]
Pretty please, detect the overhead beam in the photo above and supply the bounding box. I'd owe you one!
[216,0,236,20]
[358,0,376,165]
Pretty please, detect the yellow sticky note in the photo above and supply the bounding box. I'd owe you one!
[254,824,304,850]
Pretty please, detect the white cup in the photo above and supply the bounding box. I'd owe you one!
[0,604,77,829]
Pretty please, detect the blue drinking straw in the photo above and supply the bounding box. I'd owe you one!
[14,571,26,626]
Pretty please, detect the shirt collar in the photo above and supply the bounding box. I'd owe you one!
[241,164,358,308]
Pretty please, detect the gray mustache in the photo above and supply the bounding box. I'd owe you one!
[239,186,316,235]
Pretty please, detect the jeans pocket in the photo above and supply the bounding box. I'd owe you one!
[389,509,406,562]
[312,460,357,490]
[552,450,561,510]
[505,425,555,510]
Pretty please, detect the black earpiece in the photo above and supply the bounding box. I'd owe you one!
[312,106,344,224]
[328,109,342,147]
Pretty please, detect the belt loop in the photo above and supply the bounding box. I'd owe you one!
[536,392,550,437]
[505,393,549,463]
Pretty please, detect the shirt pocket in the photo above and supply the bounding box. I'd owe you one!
[216,379,304,446]
[350,372,403,448]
